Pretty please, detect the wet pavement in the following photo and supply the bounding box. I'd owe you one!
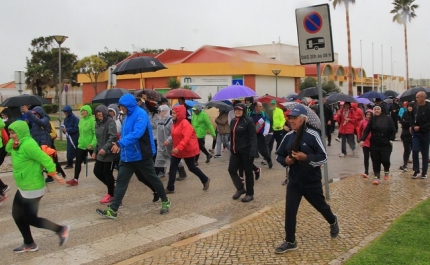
[0,137,429,265]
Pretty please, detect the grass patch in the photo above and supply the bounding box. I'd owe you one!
[53,139,67,151]
[345,198,430,265]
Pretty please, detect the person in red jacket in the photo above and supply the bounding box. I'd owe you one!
[337,102,357,157]
[357,109,373,178]
[165,105,211,193]
[351,102,364,143]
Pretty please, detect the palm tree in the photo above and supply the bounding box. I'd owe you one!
[330,0,356,96]
[391,0,418,89]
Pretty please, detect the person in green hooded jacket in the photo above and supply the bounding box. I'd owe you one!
[66,105,97,186]
[191,104,216,164]
[7,120,70,253]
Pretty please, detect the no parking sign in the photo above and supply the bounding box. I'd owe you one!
[296,4,334,65]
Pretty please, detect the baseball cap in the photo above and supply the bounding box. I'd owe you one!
[234,103,246,110]
[270,99,276,104]
[288,104,307,117]
[191,104,203,111]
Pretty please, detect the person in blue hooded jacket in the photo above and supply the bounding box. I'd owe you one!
[96,94,171,219]
[61,105,80,168]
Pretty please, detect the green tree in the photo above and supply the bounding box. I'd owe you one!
[140,48,165,54]
[322,80,342,94]
[98,47,130,68]
[391,0,418,89]
[167,77,181,89]
[25,36,78,100]
[330,0,356,96]
[300,77,317,90]
[74,55,107,95]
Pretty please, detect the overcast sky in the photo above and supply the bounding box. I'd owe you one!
[1,0,429,85]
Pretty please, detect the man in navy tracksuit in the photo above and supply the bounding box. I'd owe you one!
[61,105,79,168]
[275,104,339,254]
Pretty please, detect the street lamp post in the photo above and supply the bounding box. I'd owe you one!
[272,69,281,97]
[52,35,68,140]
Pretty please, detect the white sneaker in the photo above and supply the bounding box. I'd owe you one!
[339,153,345,157]
[335,138,341,142]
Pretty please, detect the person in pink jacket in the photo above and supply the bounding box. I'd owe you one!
[357,109,373,178]
[337,102,358,157]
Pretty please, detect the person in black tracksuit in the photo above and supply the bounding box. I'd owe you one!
[275,104,338,254]
[249,102,273,170]
[389,98,401,133]
[228,103,257,203]
[399,102,414,171]
[411,92,430,179]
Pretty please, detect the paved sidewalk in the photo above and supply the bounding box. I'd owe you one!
[117,169,430,265]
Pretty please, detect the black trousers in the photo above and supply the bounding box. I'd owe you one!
[402,141,412,166]
[93,160,117,197]
[256,134,271,163]
[362,146,371,175]
[12,190,62,245]
[51,142,66,178]
[285,183,336,243]
[74,148,93,180]
[196,138,210,162]
[326,124,332,144]
[370,147,392,178]
[228,152,255,196]
[167,155,209,191]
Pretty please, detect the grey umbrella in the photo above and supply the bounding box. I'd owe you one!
[205,101,233,112]
[297,87,326,99]
[281,102,321,130]
[325,93,357,105]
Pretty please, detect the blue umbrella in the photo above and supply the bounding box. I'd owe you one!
[358,91,387,100]
[212,85,257,101]
[353,96,371,104]
[173,100,198,107]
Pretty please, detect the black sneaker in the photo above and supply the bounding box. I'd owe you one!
[64,165,73,169]
[254,168,261,180]
[96,206,118,219]
[1,185,10,194]
[232,189,246,200]
[13,242,39,253]
[45,177,55,184]
[399,165,408,172]
[421,174,428,179]
[241,195,254,202]
[165,188,175,194]
[205,155,213,163]
[275,241,298,254]
[57,225,70,246]
[412,171,421,179]
[330,215,339,238]
[203,178,210,190]
[152,192,160,202]
[268,161,273,169]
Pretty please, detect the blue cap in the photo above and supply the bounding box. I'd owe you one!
[288,104,307,117]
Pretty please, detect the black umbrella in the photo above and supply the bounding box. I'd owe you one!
[383,90,399,98]
[132,89,163,102]
[205,101,233,112]
[112,56,167,75]
[92,88,131,105]
[297,87,325,99]
[325,93,357,104]
[1,94,50,107]
[358,91,387,100]
[399,87,430,103]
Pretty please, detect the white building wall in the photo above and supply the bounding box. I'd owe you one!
[255,76,295,97]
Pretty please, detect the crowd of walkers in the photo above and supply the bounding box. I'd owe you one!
[1,88,430,255]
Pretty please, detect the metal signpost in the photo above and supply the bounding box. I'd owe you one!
[14,71,25,94]
[64,84,69,106]
[296,4,334,199]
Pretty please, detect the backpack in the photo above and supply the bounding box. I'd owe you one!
[1,128,9,146]
[43,121,57,140]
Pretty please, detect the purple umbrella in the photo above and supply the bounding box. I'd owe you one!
[353,96,371,105]
[212,85,257,100]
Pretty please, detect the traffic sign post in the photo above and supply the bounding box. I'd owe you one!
[296,4,334,199]
[64,84,69,106]
[296,4,334,65]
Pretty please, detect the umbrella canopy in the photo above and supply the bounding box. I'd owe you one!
[173,100,198,107]
[284,92,298,101]
[112,56,167,75]
[1,94,50,107]
[212,85,257,101]
[353,96,371,105]
[132,89,163,101]
[165,88,201,99]
[383,90,399,98]
[256,95,287,108]
[205,101,233,112]
[280,102,321,130]
[325,93,357,105]
[91,88,131,105]
[358,91,387,100]
[297,87,325,99]
[398,87,430,103]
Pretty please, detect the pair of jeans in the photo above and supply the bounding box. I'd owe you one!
[341,134,355,155]
[256,134,271,163]
[228,152,255,196]
[402,141,412,166]
[412,131,430,175]
[167,155,209,191]
[285,183,336,243]
[215,134,230,155]
[269,130,283,153]
[93,160,117,197]
[12,190,62,244]
[110,159,167,211]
